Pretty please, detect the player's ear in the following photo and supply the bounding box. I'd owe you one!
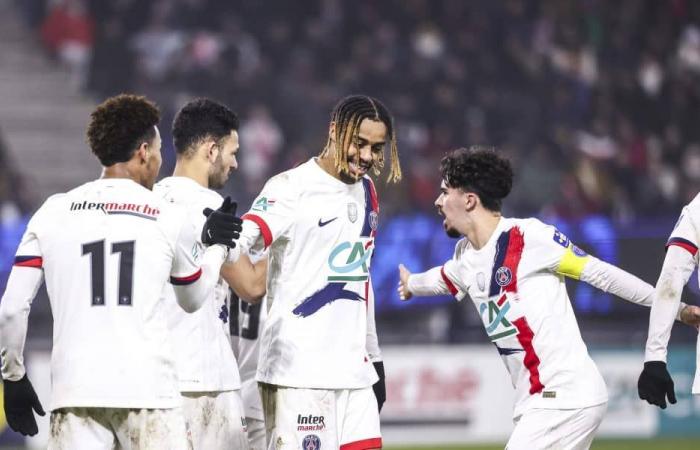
[136,142,149,165]
[206,139,219,164]
[464,192,478,212]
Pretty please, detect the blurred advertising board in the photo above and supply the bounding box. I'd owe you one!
[381,346,696,446]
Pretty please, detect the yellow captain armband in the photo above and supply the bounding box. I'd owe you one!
[555,245,591,280]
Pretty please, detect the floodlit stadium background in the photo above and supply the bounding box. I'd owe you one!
[1,0,700,448]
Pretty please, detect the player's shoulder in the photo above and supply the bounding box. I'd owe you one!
[34,180,103,214]
[262,165,305,194]
[155,176,223,209]
[28,192,70,226]
[684,193,700,214]
[506,217,561,245]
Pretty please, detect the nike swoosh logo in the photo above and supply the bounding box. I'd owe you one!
[318,217,338,227]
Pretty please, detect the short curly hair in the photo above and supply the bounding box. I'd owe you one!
[440,146,513,212]
[86,94,160,166]
[172,98,239,156]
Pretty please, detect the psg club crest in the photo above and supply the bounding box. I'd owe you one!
[347,202,358,223]
[495,266,512,287]
[369,211,378,231]
[302,434,321,450]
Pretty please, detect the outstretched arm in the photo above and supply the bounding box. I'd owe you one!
[578,256,698,324]
[398,264,456,300]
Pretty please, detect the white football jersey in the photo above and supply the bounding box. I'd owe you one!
[154,176,241,392]
[240,159,379,389]
[661,194,700,393]
[441,217,608,418]
[12,179,202,410]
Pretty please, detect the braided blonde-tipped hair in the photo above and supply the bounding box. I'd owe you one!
[319,95,402,183]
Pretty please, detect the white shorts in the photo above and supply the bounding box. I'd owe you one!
[506,403,608,450]
[181,390,249,450]
[47,407,190,450]
[246,417,266,450]
[260,383,381,450]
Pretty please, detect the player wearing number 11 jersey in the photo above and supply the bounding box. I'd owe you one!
[398,147,700,450]
[0,95,239,449]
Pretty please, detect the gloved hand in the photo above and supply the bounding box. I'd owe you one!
[372,361,386,413]
[3,374,45,436]
[638,361,676,409]
[202,197,242,248]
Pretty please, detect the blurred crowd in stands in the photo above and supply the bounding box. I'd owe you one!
[13,0,700,221]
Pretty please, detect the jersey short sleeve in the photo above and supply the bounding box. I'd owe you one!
[666,207,700,259]
[441,239,469,301]
[524,219,592,280]
[241,172,298,249]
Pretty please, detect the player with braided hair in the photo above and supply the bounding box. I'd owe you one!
[398,146,700,450]
[319,95,401,183]
[229,95,400,450]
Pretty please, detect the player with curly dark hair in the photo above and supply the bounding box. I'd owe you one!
[86,94,159,160]
[0,94,241,448]
[398,146,700,450]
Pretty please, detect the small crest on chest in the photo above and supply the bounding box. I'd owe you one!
[495,266,512,287]
[347,202,358,223]
[476,272,486,291]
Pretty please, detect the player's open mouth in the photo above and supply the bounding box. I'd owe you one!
[348,161,369,176]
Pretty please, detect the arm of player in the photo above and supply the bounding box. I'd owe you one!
[172,245,228,313]
[645,246,697,362]
[366,278,386,412]
[576,256,695,323]
[171,197,241,312]
[0,267,43,381]
[398,264,461,300]
[366,278,382,362]
[220,253,267,304]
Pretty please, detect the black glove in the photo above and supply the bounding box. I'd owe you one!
[3,374,45,436]
[638,361,676,409]
[372,361,386,413]
[202,197,242,248]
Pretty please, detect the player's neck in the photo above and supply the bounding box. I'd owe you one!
[101,163,143,186]
[316,154,339,179]
[466,212,502,250]
[173,162,209,188]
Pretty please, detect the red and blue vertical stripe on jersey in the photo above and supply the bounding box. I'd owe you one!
[292,178,378,318]
[13,255,43,269]
[490,227,544,395]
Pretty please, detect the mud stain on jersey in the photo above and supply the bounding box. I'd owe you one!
[201,397,215,429]
[49,410,70,450]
